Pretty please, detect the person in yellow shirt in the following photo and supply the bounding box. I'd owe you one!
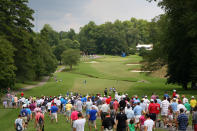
[65,101,72,123]
[190,96,197,110]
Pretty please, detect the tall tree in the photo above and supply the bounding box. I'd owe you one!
[0,37,16,90]
[147,0,197,89]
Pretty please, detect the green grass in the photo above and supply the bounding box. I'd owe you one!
[1,55,197,130]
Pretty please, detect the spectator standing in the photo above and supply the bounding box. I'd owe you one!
[102,112,115,131]
[190,96,197,111]
[144,114,154,131]
[192,106,197,131]
[50,103,58,123]
[184,99,191,118]
[160,97,170,128]
[177,108,188,131]
[116,107,128,131]
[14,115,24,131]
[88,106,98,131]
[35,110,44,131]
[73,112,86,131]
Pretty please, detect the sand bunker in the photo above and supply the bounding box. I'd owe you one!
[130,70,151,73]
[126,64,141,66]
[84,61,99,64]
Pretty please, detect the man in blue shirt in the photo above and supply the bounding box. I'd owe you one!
[171,98,178,116]
[177,108,188,131]
[50,103,58,123]
[133,102,143,127]
[88,106,97,131]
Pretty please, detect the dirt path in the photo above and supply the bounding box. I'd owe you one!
[1,66,65,101]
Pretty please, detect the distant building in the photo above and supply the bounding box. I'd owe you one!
[136,44,153,50]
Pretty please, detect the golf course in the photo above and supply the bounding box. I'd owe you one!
[1,55,196,131]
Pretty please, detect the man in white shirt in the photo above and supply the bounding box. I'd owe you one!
[100,101,109,121]
[144,114,154,131]
[14,115,24,131]
[73,112,86,131]
[161,97,170,128]
[177,100,187,114]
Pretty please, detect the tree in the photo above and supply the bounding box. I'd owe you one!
[0,37,16,90]
[40,24,59,46]
[147,0,197,89]
[61,49,80,70]
[32,34,58,79]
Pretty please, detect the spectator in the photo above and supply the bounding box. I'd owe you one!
[14,115,24,131]
[116,107,128,131]
[177,108,188,131]
[128,119,136,131]
[102,112,115,131]
[192,106,197,131]
[133,102,143,129]
[35,110,44,131]
[190,96,197,111]
[161,97,170,128]
[184,99,191,118]
[73,112,86,131]
[65,100,72,122]
[50,103,58,123]
[144,114,154,131]
[88,106,98,131]
[71,108,78,127]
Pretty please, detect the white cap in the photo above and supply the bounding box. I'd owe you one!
[145,96,147,98]
[150,99,154,102]
[191,96,195,98]
[173,98,176,100]
[173,90,176,92]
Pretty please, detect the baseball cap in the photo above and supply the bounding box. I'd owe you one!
[150,99,154,102]
[191,96,195,98]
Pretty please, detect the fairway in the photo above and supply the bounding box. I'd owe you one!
[1,55,197,131]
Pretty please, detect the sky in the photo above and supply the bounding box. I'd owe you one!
[28,0,164,32]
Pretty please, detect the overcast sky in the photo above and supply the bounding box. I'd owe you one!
[28,0,164,32]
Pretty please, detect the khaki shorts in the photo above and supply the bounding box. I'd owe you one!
[51,113,57,119]
[135,115,141,123]
[21,116,27,123]
[88,120,96,127]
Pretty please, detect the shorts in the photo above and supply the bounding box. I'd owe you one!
[51,113,57,119]
[88,120,96,126]
[86,109,90,115]
[135,115,141,123]
[101,112,107,121]
[66,110,71,117]
[161,110,168,116]
[150,113,156,121]
[21,116,28,123]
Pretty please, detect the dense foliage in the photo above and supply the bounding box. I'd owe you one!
[78,19,153,55]
[144,0,197,89]
[0,0,57,90]
[61,49,80,70]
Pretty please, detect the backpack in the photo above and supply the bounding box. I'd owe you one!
[16,122,22,131]
[38,116,43,125]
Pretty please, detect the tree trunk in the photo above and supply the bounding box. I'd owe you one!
[183,83,188,90]
[70,65,72,70]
